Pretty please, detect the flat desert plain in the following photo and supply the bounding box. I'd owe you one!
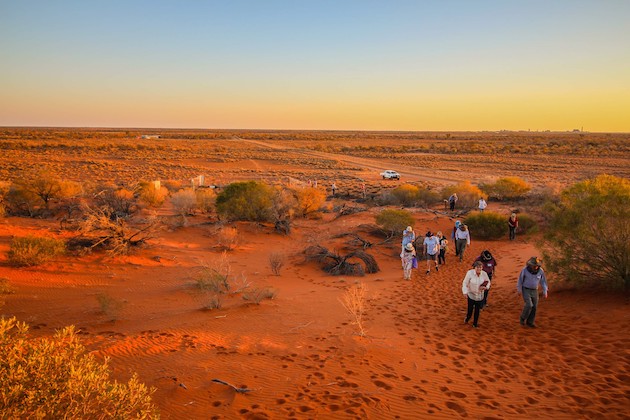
[1,128,629,419]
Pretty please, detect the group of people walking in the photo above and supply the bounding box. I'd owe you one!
[400,220,548,330]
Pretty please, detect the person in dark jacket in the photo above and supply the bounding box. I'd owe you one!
[474,250,497,309]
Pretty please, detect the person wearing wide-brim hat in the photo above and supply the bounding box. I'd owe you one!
[474,250,497,309]
[400,242,417,280]
[516,257,549,328]
[402,225,415,253]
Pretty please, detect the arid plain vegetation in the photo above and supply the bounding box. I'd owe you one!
[1,127,629,419]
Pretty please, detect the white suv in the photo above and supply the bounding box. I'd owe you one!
[380,170,400,180]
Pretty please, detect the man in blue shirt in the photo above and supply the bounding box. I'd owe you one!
[516,257,548,328]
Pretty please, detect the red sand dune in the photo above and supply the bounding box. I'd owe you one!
[1,207,629,419]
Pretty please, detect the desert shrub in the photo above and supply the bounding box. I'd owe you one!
[441,181,484,209]
[13,170,63,210]
[242,287,276,304]
[0,278,14,308]
[269,252,285,275]
[543,175,630,290]
[516,213,538,234]
[71,206,160,255]
[391,184,419,206]
[464,212,506,239]
[215,181,273,222]
[0,317,159,419]
[96,292,126,321]
[138,182,169,208]
[375,209,414,237]
[294,186,326,217]
[95,186,138,216]
[195,188,216,213]
[271,186,297,234]
[339,282,368,337]
[8,235,66,267]
[216,225,239,250]
[5,185,40,217]
[0,181,11,217]
[171,189,198,216]
[481,176,531,200]
[194,252,251,295]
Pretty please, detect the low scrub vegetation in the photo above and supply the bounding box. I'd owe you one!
[387,184,439,207]
[441,181,484,210]
[464,212,506,240]
[375,209,414,238]
[480,176,531,200]
[340,282,368,337]
[8,235,66,266]
[242,287,277,304]
[543,175,630,290]
[0,317,159,419]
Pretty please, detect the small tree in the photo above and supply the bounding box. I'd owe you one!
[375,209,414,238]
[543,175,630,290]
[293,186,326,218]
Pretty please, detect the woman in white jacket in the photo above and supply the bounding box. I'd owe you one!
[462,261,490,328]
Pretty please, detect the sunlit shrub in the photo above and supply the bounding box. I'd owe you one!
[8,235,66,267]
[293,186,326,217]
[170,189,198,216]
[0,317,159,419]
[138,182,169,208]
[543,175,630,290]
[375,209,414,237]
[480,176,531,200]
[441,181,484,209]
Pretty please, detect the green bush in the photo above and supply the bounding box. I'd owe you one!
[216,181,273,221]
[8,235,66,267]
[480,176,531,200]
[464,212,506,239]
[543,175,630,290]
[516,213,538,234]
[0,317,159,419]
[375,209,414,237]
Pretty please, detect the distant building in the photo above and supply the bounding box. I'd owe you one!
[139,135,161,139]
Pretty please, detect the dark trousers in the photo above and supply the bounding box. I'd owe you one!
[509,226,516,240]
[450,201,455,211]
[482,273,493,307]
[466,297,483,327]
[438,249,446,265]
[455,239,467,261]
[520,287,539,325]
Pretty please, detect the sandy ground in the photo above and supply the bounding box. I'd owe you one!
[1,202,629,419]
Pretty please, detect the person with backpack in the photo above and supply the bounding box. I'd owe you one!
[462,261,490,329]
[474,250,497,308]
[402,225,415,253]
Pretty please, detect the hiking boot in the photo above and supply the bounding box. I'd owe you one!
[435,265,439,272]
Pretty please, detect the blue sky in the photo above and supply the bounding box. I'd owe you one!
[1,0,629,131]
